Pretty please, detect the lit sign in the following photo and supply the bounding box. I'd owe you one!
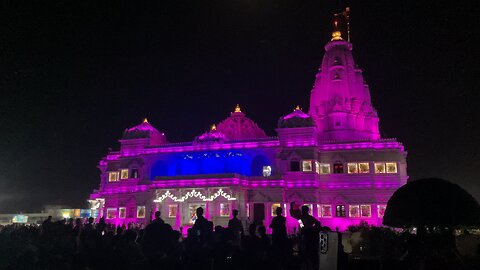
[12,215,28,223]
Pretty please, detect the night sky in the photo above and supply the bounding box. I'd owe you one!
[1,1,478,213]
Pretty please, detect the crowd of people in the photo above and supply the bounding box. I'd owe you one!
[0,206,328,270]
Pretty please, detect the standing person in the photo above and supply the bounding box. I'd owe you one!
[299,205,321,270]
[41,216,52,227]
[270,207,290,268]
[269,207,287,245]
[152,211,165,224]
[228,209,243,243]
[192,207,210,245]
[84,217,95,231]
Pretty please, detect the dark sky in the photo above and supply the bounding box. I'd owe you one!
[0,1,478,213]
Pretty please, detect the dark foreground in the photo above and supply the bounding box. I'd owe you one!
[0,220,477,270]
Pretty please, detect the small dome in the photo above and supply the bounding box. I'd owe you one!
[122,118,167,144]
[194,124,226,144]
[216,105,267,140]
[278,106,314,128]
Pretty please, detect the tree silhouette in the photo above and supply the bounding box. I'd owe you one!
[383,178,480,228]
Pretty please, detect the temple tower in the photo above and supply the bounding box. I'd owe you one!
[309,9,380,141]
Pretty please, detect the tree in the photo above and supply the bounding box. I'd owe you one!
[383,178,480,228]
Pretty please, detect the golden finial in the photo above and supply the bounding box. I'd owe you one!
[211,124,217,131]
[143,118,148,123]
[234,104,242,113]
[331,7,349,42]
[331,31,342,41]
[295,105,302,111]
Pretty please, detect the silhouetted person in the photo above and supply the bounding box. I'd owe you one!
[242,224,261,268]
[42,215,52,227]
[257,225,270,250]
[96,217,106,234]
[111,229,144,270]
[270,206,289,267]
[72,218,83,239]
[299,205,321,270]
[84,217,95,231]
[143,215,175,267]
[152,210,165,224]
[192,207,210,245]
[228,209,243,243]
[270,207,287,244]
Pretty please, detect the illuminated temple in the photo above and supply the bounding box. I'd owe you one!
[88,17,408,231]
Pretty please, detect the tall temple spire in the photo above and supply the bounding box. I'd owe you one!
[308,8,380,141]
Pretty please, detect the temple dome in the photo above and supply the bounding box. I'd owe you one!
[122,118,167,144]
[194,124,226,144]
[216,105,268,140]
[278,106,314,128]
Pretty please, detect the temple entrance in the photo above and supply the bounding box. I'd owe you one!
[253,203,265,224]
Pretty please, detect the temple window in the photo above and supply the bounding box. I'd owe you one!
[349,205,360,218]
[335,205,346,217]
[120,169,129,179]
[262,166,272,177]
[290,161,300,172]
[374,162,397,174]
[374,163,386,173]
[131,168,139,178]
[347,163,358,174]
[106,208,117,219]
[386,162,398,173]
[271,203,281,216]
[358,163,370,173]
[189,204,206,224]
[377,205,387,218]
[108,172,119,182]
[360,205,371,218]
[303,204,313,214]
[302,160,313,172]
[319,163,331,174]
[347,163,370,174]
[137,206,146,218]
[119,207,126,219]
[168,205,178,218]
[318,204,332,218]
[333,162,344,173]
[220,203,230,217]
